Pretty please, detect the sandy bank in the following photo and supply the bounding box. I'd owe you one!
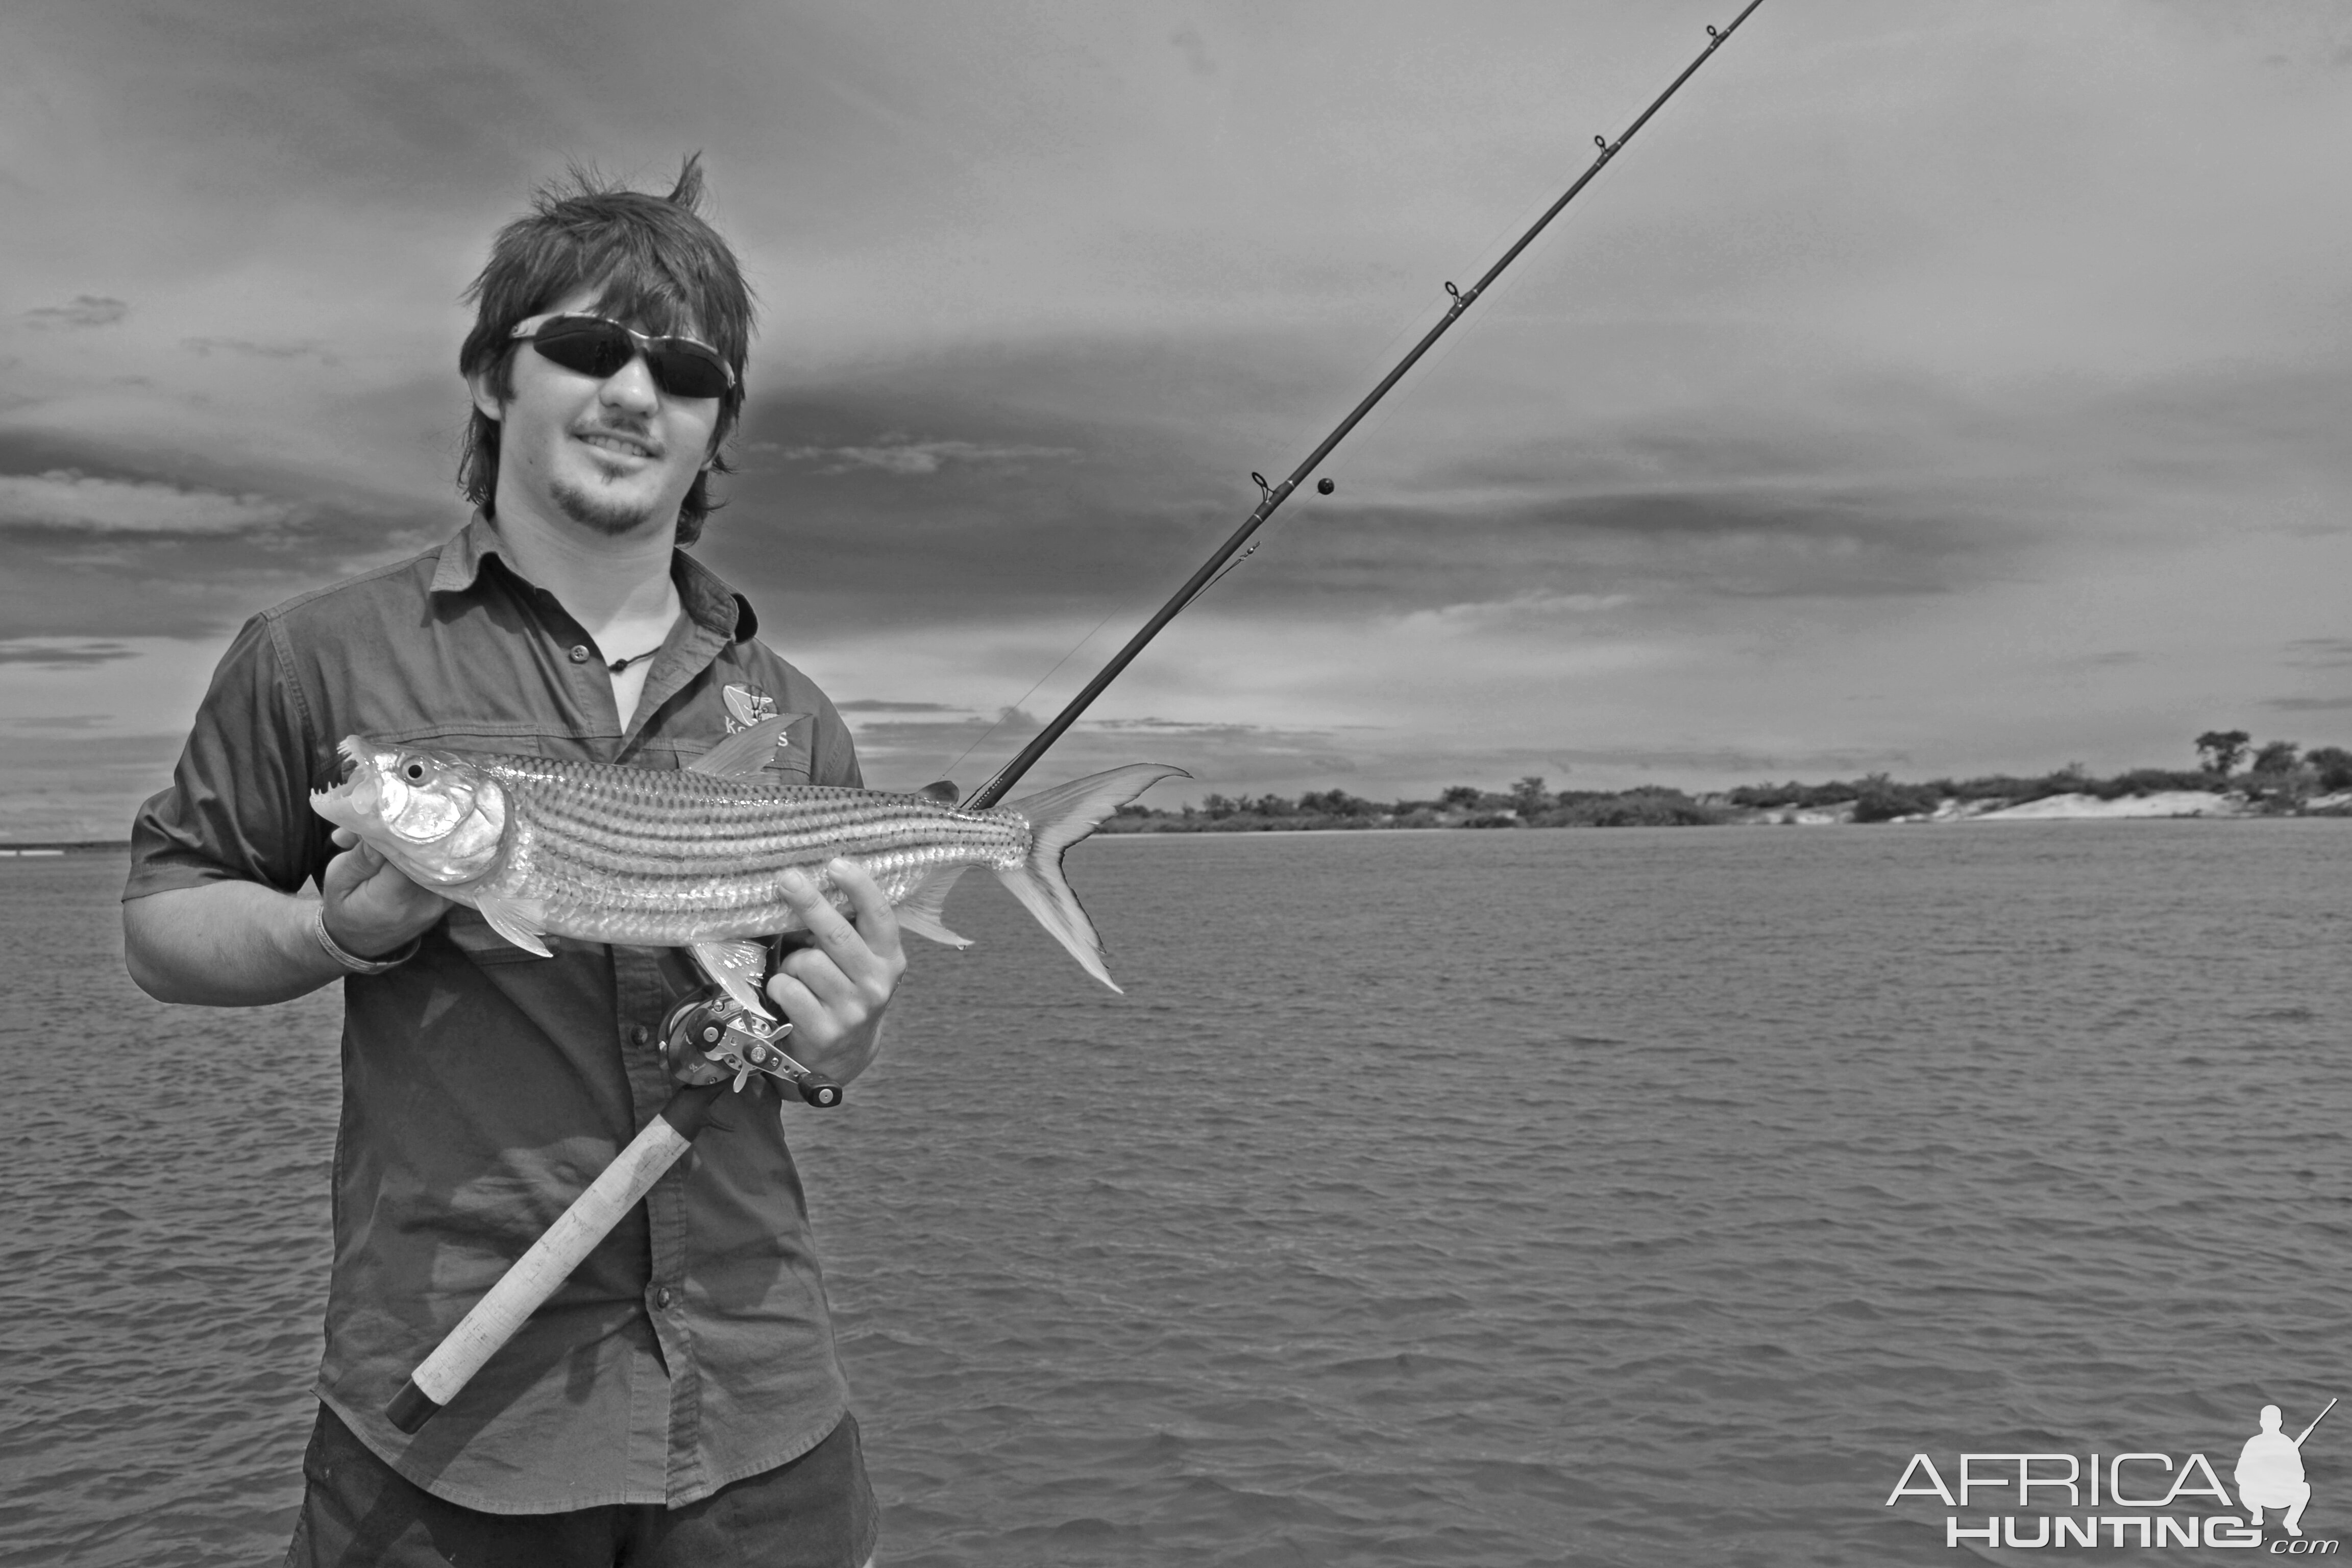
[1972,790,2250,821]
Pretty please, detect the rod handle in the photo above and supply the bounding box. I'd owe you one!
[384,1086,722,1431]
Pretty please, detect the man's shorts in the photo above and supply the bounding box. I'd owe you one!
[282,1404,879,1568]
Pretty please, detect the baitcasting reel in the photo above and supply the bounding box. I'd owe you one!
[659,989,843,1107]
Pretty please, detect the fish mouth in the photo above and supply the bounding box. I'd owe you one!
[309,737,383,823]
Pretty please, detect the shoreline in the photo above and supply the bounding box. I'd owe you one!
[1097,788,2352,834]
[6,792,2345,854]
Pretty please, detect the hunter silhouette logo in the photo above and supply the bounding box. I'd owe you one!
[2239,1399,2333,1539]
[1885,1397,2337,1551]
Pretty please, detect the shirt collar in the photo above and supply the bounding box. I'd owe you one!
[430,511,758,642]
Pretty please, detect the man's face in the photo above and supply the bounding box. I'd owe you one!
[473,287,724,540]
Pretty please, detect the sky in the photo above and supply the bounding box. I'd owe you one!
[4,1,2351,838]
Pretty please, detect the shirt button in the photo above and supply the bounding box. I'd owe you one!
[653,1285,674,1310]
[630,1024,650,1047]
[569,645,591,664]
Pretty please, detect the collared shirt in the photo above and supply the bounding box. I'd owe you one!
[126,515,864,1513]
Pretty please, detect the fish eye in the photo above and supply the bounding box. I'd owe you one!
[403,761,427,782]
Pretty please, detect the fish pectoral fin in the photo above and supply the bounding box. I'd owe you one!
[892,865,973,949]
[918,780,959,804]
[686,715,808,779]
[473,894,553,958]
[690,938,775,1018]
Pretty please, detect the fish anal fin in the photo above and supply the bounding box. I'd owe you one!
[687,715,809,779]
[893,865,973,949]
[473,894,552,958]
[690,938,774,1017]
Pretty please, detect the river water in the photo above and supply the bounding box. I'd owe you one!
[1,823,2345,1564]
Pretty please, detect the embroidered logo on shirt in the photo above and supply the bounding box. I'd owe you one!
[722,683,782,738]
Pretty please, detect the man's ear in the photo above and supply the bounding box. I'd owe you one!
[468,370,504,424]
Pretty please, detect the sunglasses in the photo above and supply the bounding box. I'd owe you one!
[509,313,736,400]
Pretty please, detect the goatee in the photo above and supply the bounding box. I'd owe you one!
[552,476,666,537]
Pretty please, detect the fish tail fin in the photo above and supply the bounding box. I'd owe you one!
[995,764,1188,992]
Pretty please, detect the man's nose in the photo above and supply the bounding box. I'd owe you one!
[598,352,662,412]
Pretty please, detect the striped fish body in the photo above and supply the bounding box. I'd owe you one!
[477,755,1026,946]
[312,731,1185,990]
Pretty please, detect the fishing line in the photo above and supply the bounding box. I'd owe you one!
[1183,96,1655,612]
[954,218,1535,770]
[964,0,1768,811]
[1179,187,1646,617]
[961,57,1664,762]
[933,598,1138,783]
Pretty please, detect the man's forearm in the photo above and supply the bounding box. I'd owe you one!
[124,882,352,1006]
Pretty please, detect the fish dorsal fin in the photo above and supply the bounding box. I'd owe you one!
[893,865,973,949]
[687,715,807,779]
[473,893,552,958]
[690,938,775,1018]
[919,780,959,804]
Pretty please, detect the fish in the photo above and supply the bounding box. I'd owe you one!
[309,716,1186,994]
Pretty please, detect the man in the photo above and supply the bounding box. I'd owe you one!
[123,159,895,1567]
[2237,1404,2315,1537]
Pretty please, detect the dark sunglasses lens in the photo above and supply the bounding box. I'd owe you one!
[644,349,731,400]
[529,320,729,398]
[530,320,634,379]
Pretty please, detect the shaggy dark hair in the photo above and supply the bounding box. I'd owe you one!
[456,156,755,546]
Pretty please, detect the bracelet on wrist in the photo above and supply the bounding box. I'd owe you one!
[312,904,420,975]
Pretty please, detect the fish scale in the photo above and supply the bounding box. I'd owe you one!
[475,758,1030,945]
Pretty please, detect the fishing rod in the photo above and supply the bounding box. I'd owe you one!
[384,5,1768,1438]
[2296,1397,2337,1446]
[965,0,1767,811]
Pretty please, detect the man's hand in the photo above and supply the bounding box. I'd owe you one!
[322,827,453,959]
[765,859,905,1088]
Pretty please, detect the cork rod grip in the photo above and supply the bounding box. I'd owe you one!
[385,1086,722,1433]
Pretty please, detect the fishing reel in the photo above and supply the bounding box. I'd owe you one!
[660,989,843,1107]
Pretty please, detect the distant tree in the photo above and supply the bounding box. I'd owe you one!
[1298,789,1373,817]
[1509,775,1551,814]
[1199,793,1238,819]
[1439,785,1483,810]
[2249,740,2301,775]
[2195,729,2251,776]
[2307,746,2352,792]
[1249,794,1295,817]
[1850,773,1940,823]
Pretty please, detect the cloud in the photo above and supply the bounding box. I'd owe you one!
[836,698,966,712]
[2283,638,2352,668]
[0,471,296,534]
[0,640,141,669]
[183,337,340,365]
[2265,695,2352,712]
[23,295,129,329]
[0,713,113,729]
[1397,591,1634,630]
[766,436,1081,476]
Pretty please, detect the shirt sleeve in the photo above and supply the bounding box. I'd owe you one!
[125,611,326,900]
